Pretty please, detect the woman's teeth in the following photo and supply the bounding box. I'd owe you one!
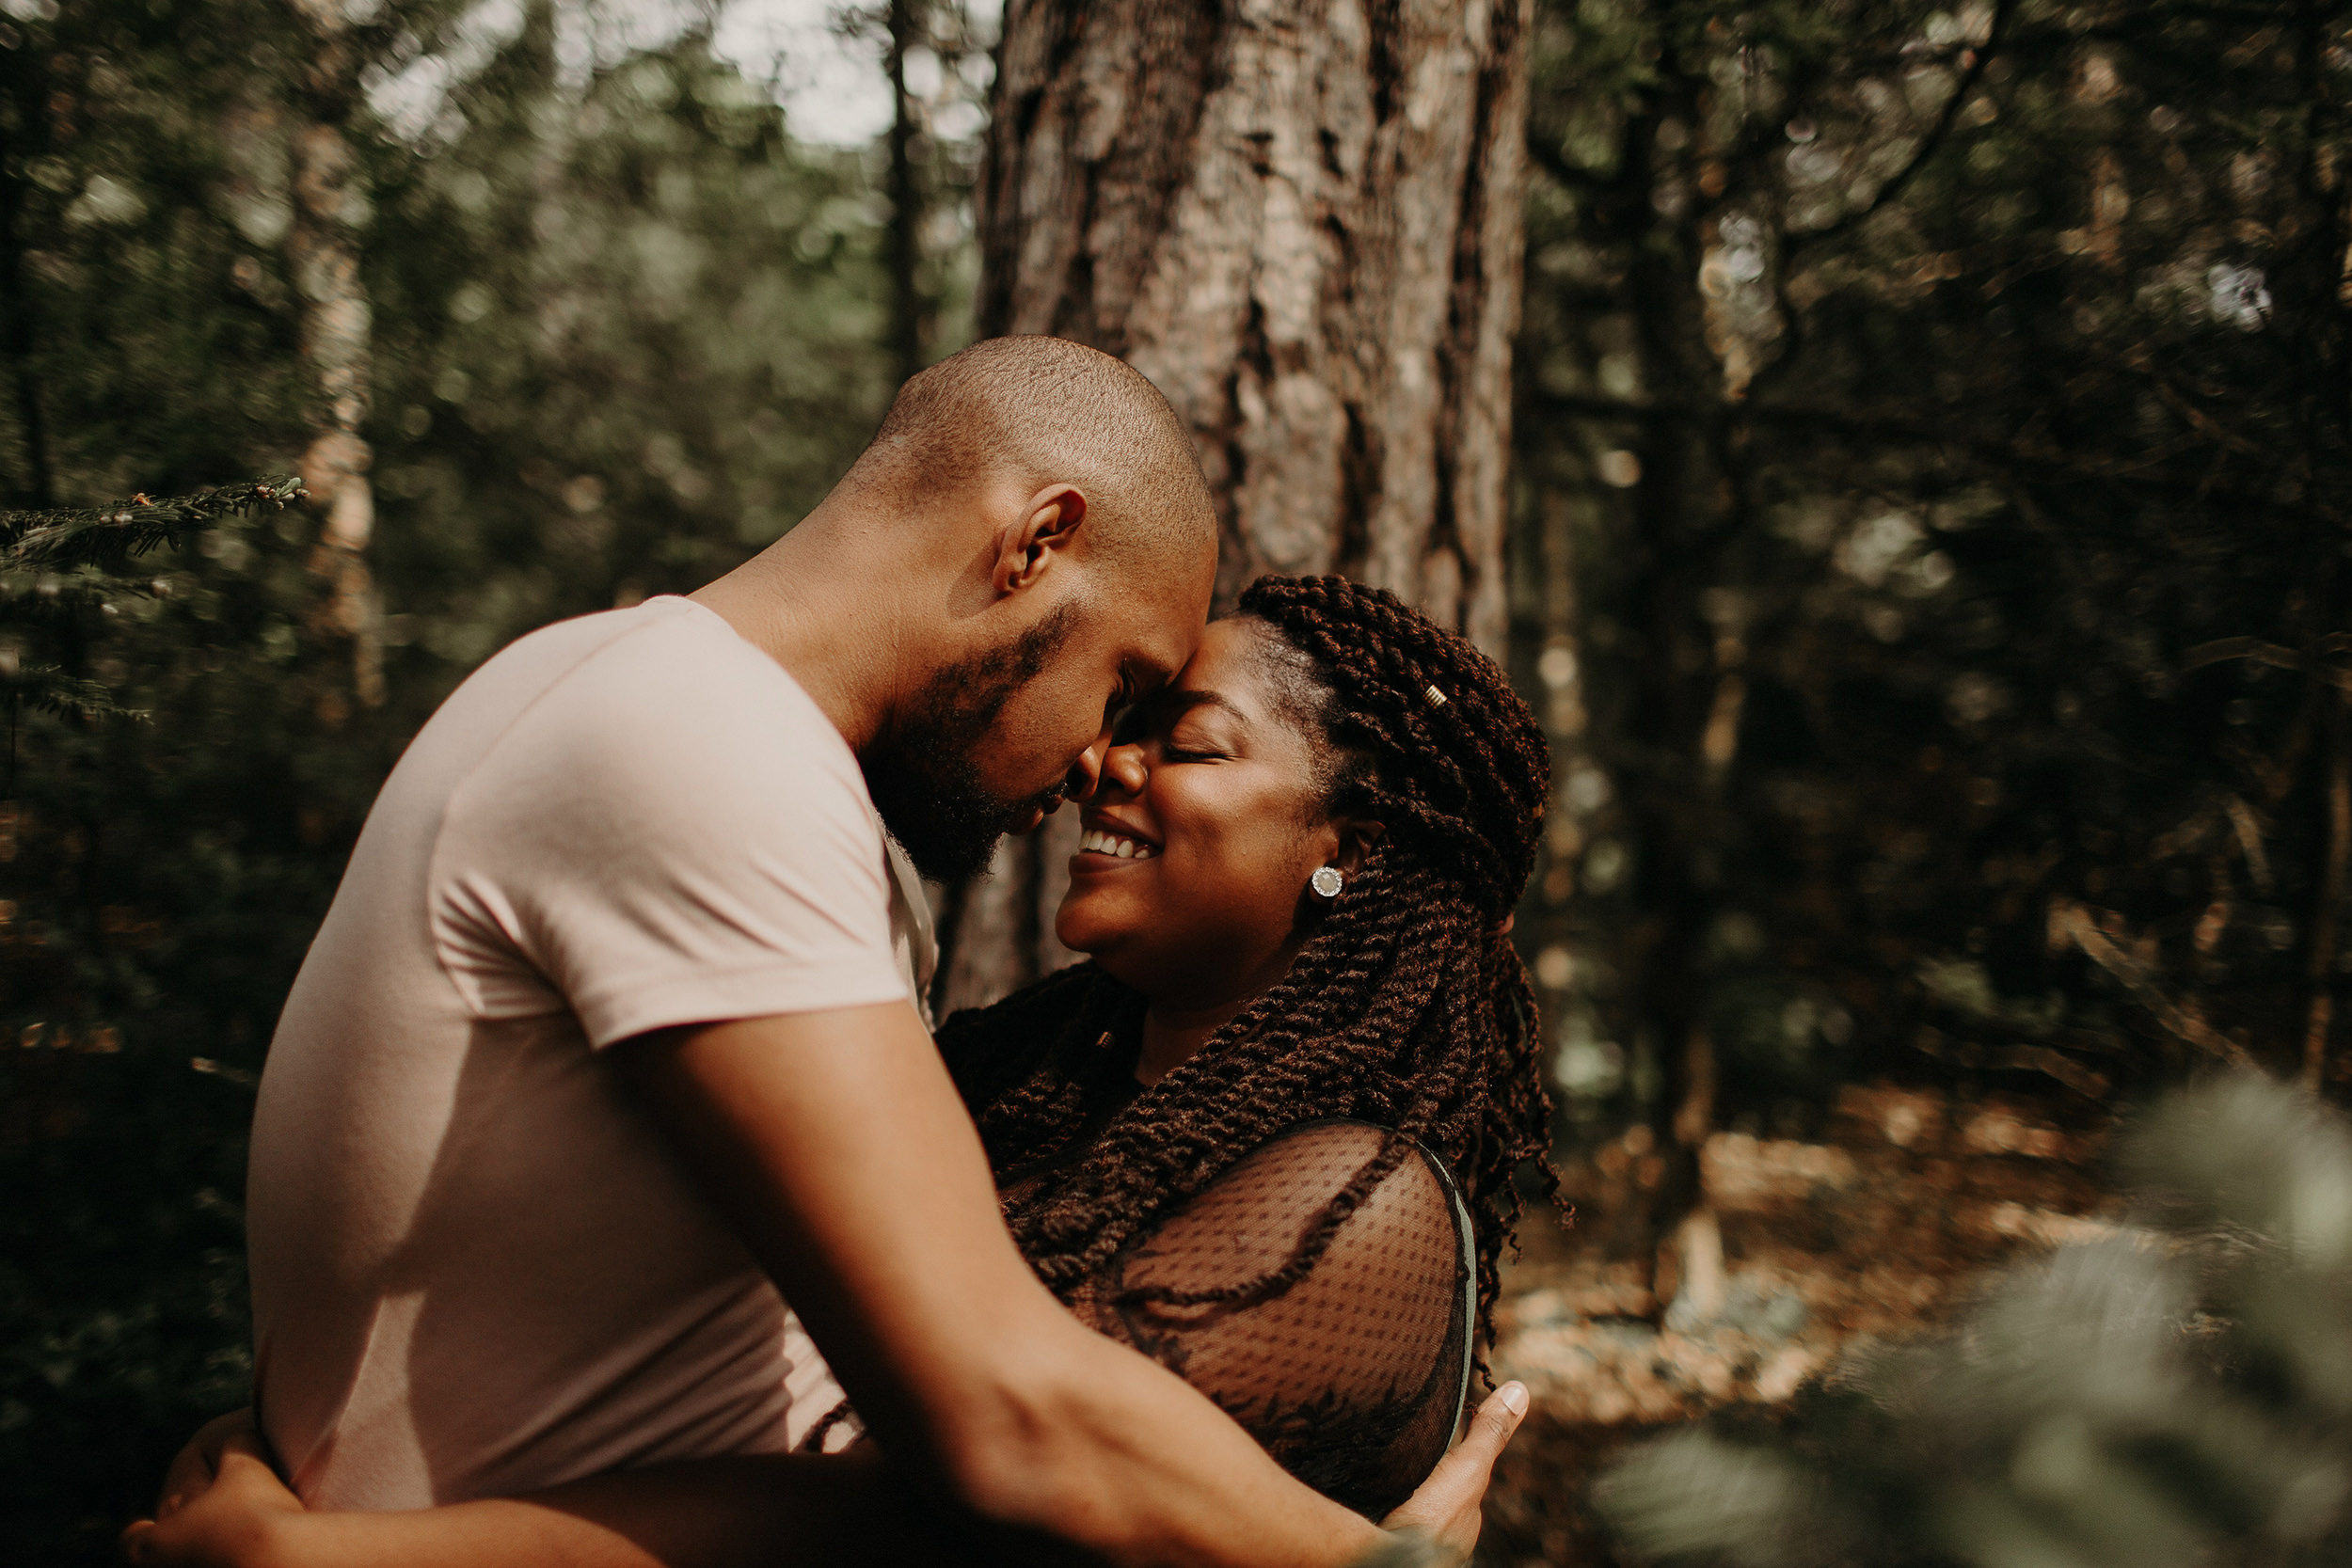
[1080,829,1155,860]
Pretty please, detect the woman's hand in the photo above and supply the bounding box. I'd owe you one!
[120,1410,304,1568]
[1372,1381,1530,1566]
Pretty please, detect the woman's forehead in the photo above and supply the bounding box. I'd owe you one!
[1170,619,1275,709]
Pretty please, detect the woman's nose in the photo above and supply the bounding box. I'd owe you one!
[1100,741,1150,797]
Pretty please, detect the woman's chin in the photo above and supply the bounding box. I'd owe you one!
[1063,883,1162,958]
[1052,897,1130,959]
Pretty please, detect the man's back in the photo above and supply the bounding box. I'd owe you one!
[247,597,911,1509]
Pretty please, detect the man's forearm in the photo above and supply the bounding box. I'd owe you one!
[252,1452,1012,1568]
[626,1009,1387,1568]
[946,1323,1388,1568]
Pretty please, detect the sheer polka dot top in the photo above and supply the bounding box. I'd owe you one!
[1073,1118,1474,1517]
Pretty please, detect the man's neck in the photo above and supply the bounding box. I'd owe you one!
[690,507,916,756]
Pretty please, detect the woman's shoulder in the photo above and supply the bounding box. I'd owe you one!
[1125,1119,1467,1295]
[1097,1118,1474,1517]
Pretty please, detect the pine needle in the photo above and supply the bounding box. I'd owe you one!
[0,477,307,571]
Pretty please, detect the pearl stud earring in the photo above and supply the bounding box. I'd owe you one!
[1311,865,1344,898]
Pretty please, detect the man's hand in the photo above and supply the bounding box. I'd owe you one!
[120,1410,302,1568]
[150,1409,257,1521]
[1374,1382,1530,1566]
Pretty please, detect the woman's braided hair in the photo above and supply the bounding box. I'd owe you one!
[937,575,1559,1351]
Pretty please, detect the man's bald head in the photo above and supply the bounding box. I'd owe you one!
[847,336,1216,580]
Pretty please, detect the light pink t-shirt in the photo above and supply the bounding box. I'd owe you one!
[247,596,921,1509]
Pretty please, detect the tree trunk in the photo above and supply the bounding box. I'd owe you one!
[935,0,1532,1016]
[0,44,56,509]
[287,0,383,709]
[883,0,930,387]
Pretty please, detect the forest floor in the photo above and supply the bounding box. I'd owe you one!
[1477,1082,2118,1567]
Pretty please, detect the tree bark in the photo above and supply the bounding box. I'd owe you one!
[936,0,1532,1015]
[287,0,383,708]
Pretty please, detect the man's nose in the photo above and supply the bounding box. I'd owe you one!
[1062,723,1116,805]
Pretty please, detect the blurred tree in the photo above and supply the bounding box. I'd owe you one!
[883,0,927,384]
[287,0,389,707]
[1516,0,2352,1315]
[833,0,991,388]
[939,0,1535,1011]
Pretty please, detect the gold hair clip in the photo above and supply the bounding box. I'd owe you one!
[1423,685,1447,709]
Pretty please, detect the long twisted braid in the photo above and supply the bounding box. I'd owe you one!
[939,575,1558,1352]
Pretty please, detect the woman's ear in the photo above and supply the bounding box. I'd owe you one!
[1330,819,1386,879]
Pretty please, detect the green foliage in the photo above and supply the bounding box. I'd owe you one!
[0,476,389,1559]
[364,22,905,655]
[1,477,303,718]
[2,8,389,1552]
[1516,1,2352,1156]
[1595,1075,2352,1566]
[3,478,302,570]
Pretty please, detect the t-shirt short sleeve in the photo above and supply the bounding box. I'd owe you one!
[429,605,910,1048]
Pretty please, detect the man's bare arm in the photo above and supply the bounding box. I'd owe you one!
[122,1388,1526,1568]
[618,1003,1389,1568]
[123,1417,960,1568]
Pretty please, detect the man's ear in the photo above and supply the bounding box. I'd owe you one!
[993,484,1089,595]
[1330,819,1386,879]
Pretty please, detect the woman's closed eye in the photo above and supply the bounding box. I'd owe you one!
[1158,732,1228,762]
[1119,689,1248,761]
[1155,708,1236,761]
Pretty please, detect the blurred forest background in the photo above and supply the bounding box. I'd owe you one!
[8,0,2352,1562]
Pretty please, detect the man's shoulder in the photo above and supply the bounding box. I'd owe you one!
[469,597,865,800]
[487,596,803,711]
[419,598,904,1040]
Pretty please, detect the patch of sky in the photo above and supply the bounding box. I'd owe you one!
[367,0,1004,149]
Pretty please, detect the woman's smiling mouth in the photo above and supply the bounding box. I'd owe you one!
[1078,828,1158,860]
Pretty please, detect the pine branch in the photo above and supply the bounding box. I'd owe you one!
[1,665,146,721]
[0,476,306,572]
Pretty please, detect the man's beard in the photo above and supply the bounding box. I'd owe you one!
[863,605,1080,884]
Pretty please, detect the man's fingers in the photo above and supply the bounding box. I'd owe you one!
[217,1426,272,1463]
[155,1409,260,1517]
